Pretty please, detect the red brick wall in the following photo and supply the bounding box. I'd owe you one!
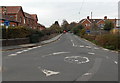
[17,8,25,26]
[81,19,91,30]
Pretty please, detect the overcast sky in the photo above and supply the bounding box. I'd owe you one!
[0,0,119,27]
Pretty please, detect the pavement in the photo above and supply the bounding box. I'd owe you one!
[2,34,63,51]
[1,33,118,82]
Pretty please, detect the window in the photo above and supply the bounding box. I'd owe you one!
[24,18,25,24]
[1,23,4,26]
[20,17,22,23]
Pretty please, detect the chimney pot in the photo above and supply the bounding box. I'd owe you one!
[104,16,107,19]
[87,16,90,19]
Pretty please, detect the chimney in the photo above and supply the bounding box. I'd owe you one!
[87,16,90,19]
[104,16,107,20]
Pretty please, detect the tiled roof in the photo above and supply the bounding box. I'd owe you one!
[31,14,38,21]
[24,13,38,21]
[80,18,119,24]
[24,12,33,19]
[5,6,22,14]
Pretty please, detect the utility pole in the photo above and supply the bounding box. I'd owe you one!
[91,12,92,19]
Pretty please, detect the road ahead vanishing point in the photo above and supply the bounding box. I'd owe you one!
[2,33,118,81]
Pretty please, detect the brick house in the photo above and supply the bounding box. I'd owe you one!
[37,23,46,31]
[0,6,45,30]
[79,16,119,30]
[24,12,38,29]
[0,6,25,26]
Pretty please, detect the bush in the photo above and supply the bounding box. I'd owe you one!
[72,24,84,36]
[29,34,40,43]
[83,34,96,41]
[95,34,120,50]
[2,26,44,39]
[104,20,114,31]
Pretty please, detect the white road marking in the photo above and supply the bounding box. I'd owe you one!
[73,43,75,46]
[71,39,75,47]
[86,46,91,48]
[103,48,109,51]
[114,61,118,64]
[32,47,38,49]
[37,46,42,48]
[42,52,70,57]
[79,45,84,48]
[88,52,95,55]
[82,73,92,76]
[94,47,99,50]
[16,51,24,54]
[64,56,90,64]
[8,54,17,56]
[40,68,60,77]
[75,60,79,62]
[28,48,34,50]
[53,52,69,55]
[23,50,29,52]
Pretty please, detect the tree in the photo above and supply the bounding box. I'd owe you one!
[61,20,69,31]
[104,20,114,31]
[67,22,77,31]
[72,24,84,36]
[49,21,62,33]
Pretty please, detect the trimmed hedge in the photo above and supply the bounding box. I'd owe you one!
[1,26,44,39]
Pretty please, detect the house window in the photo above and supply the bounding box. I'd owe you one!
[1,23,4,26]
[99,24,104,28]
[20,17,22,23]
[85,24,90,26]
[24,18,25,24]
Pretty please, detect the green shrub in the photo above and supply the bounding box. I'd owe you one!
[95,34,120,50]
[1,26,44,39]
[83,34,96,41]
[29,34,40,43]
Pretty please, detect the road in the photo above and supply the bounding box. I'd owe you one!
[2,33,118,82]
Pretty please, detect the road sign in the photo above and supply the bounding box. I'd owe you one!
[86,30,90,33]
[4,20,10,26]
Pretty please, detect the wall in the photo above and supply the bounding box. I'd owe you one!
[2,38,30,46]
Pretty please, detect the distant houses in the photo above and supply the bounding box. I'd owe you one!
[0,6,45,30]
[79,16,120,30]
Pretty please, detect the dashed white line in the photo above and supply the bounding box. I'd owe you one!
[103,48,109,51]
[53,52,69,55]
[16,51,24,54]
[37,46,42,48]
[32,47,38,49]
[82,73,92,76]
[23,50,29,52]
[8,54,17,56]
[94,47,99,50]
[114,61,118,64]
[86,46,91,49]
[42,52,70,57]
[88,52,95,55]
[79,45,84,48]
[28,48,34,50]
